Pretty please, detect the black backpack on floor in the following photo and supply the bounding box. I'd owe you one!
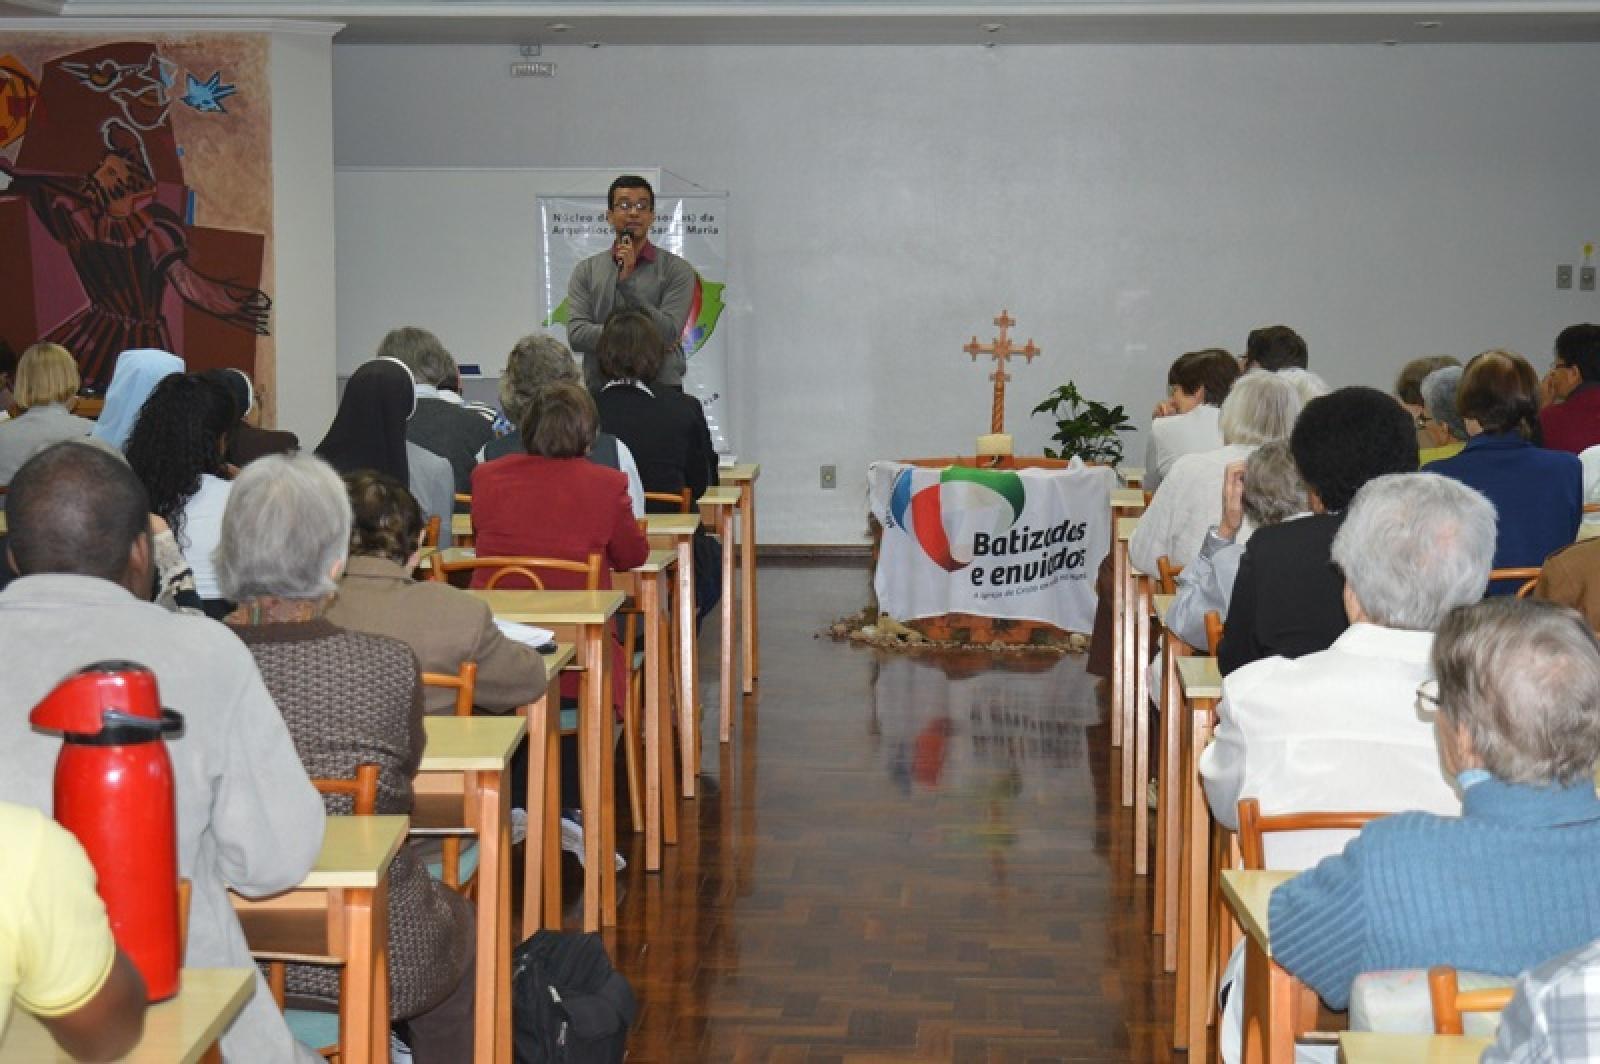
[512,931,637,1064]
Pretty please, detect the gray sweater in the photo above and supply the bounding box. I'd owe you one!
[566,243,695,389]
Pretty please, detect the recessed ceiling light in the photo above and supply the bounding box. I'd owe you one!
[980,22,1005,33]
[1416,20,1442,29]
[546,22,572,32]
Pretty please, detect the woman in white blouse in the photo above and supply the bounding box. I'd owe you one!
[1143,348,1241,492]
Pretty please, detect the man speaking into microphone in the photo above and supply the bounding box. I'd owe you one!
[565,175,697,391]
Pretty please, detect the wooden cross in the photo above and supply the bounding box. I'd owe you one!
[964,309,1040,434]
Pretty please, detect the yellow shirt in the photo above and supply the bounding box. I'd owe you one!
[0,801,116,1041]
[1420,441,1466,466]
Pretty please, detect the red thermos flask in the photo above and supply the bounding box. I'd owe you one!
[29,661,185,1002]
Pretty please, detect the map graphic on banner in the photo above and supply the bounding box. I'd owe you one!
[868,461,1115,634]
[538,195,731,454]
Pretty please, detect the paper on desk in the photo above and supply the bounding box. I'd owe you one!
[494,620,555,647]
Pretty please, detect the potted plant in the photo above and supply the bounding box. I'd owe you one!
[1031,381,1135,465]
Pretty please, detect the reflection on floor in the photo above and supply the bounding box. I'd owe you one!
[600,562,1182,1061]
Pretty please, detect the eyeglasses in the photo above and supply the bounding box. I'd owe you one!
[1415,679,1441,716]
[610,200,653,214]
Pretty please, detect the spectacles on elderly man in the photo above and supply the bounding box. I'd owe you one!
[1415,679,1441,716]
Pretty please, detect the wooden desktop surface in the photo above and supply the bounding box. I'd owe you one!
[468,589,625,625]
[420,715,526,772]
[1177,656,1223,701]
[299,814,409,890]
[1337,1032,1493,1062]
[1219,868,1296,956]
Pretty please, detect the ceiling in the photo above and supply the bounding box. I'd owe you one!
[5,0,1600,45]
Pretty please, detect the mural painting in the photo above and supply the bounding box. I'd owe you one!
[0,35,272,400]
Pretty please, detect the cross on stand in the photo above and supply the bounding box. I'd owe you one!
[964,309,1040,434]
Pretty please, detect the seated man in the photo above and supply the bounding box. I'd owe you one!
[0,442,326,1062]
[1534,536,1600,632]
[1270,598,1600,1016]
[1483,935,1600,1062]
[1219,386,1419,674]
[325,469,548,715]
[0,800,147,1060]
[379,326,496,499]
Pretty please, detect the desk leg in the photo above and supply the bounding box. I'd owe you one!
[1111,535,1126,756]
[675,537,699,799]
[1177,701,1217,1053]
[581,622,608,932]
[1134,577,1152,875]
[739,481,758,691]
[1241,934,1296,1064]
[643,571,666,872]
[719,502,737,744]
[600,651,618,927]
[466,768,509,1063]
[1120,545,1137,806]
[333,882,384,1064]
[1159,635,1186,972]
[523,692,561,937]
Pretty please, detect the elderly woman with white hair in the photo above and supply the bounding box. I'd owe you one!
[217,453,474,1063]
[1129,369,1308,575]
[1418,364,1467,465]
[1201,472,1497,1063]
[1269,596,1600,1022]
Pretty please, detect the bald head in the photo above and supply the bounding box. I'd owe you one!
[8,442,150,587]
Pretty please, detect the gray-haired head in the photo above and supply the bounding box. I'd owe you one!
[1218,369,1303,447]
[1420,366,1467,442]
[215,453,353,602]
[1331,473,1495,630]
[1433,597,1600,786]
[500,334,580,426]
[1276,367,1330,407]
[376,326,456,388]
[1241,439,1306,528]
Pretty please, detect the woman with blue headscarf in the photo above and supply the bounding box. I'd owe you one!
[92,348,183,451]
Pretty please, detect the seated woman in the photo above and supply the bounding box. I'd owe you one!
[1270,597,1600,1015]
[90,347,183,452]
[0,343,101,486]
[1163,439,1305,652]
[326,469,547,715]
[1418,364,1467,465]
[1129,369,1305,575]
[1395,354,1460,454]
[216,453,475,1063]
[201,367,299,467]
[481,333,644,515]
[1429,350,1582,594]
[124,373,237,617]
[1143,347,1240,492]
[316,358,454,528]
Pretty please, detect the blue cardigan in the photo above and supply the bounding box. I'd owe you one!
[1269,779,1600,1010]
[1427,433,1581,592]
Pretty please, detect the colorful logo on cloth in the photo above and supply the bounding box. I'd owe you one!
[545,271,725,356]
[888,466,1026,572]
[0,56,39,150]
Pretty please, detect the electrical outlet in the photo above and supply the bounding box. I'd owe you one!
[820,465,837,490]
[1559,265,1574,290]
[1584,266,1597,293]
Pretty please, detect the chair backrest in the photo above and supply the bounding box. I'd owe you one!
[643,488,693,513]
[312,762,380,816]
[420,514,441,550]
[1203,611,1224,657]
[431,553,603,591]
[1236,797,1387,871]
[422,661,479,717]
[454,492,472,507]
[1488,566,1542,599]
[1157,555,1182,595]
[1428,965,1514,1035]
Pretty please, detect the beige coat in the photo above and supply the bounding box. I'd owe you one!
[326,555,547,714]
[1534,538,1600,633]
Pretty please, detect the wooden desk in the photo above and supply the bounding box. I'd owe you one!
[615,549,678,873]
[1149,589,1176,961]
[451,511,472,546]
[469,590,625,931]
[233,814,407,1064]
[645,512,704,798]
[1221,868,1299,1064]
[720,463,762,695]
[1109,512,1140,785]
[1174,654,1223,1052]
[1337,1032,1493,1062]
[1119,466,1145,488]
[522,643,575,934]
[699,485,742,746]
[0,967,253,1063]
[418,716,524,1064]
[1111,487,1148,512]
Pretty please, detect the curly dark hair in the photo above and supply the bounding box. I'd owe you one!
[1289,386,1418,512]
[345,469,423,565]
[124,374,235,548]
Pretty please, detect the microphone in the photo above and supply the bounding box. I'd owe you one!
[615,229,632,270]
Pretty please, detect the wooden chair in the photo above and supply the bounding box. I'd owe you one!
[1157,555,1183,595]
[453,493,472,507]
[420,663,482,894]
[644,488,693,514]
[430,553,603,590]
[1428,965,1514,1035]
[1236,797,1386,871]
[1488,566,1542,599]
[1203,611,1224,657]
[258,764,381,1062]
[419,515,441,550]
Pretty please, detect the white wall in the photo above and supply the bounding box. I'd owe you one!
[270,25,338,445]
[333,41,1600,544]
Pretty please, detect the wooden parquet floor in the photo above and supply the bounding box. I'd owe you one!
[591,562,1187,1062]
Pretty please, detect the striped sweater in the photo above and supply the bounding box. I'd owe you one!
[1269,779,1600,1010]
